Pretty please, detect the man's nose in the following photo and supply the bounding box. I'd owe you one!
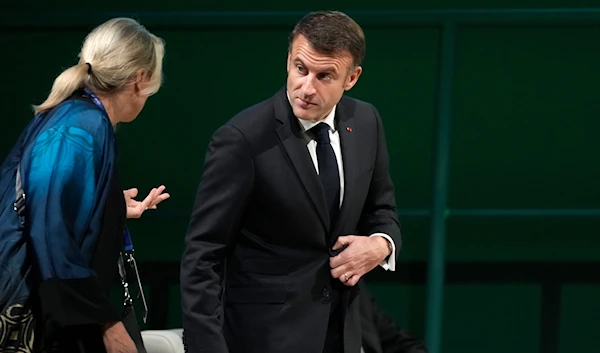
[300,75,317,97]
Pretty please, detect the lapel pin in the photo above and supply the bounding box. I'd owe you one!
[346,127,353,132]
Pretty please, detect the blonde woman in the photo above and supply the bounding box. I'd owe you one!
[0,18,168,353]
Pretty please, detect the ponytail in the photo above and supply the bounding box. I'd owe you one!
[32,62,89,115]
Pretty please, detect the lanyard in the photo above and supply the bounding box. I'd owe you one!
[84,88,147,320]
[82,88,108,115]
[83,88,136,254]
[123,227,134,253]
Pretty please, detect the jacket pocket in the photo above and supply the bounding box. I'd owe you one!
[240,258,291,275]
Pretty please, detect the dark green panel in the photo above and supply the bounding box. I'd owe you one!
[3,0,600,12]
[446,217,600,261]
[451,26,600,209]
[4,10,600,31]
[366,283,427,341]
[0,31,87,157]
[348,28,439,210]
[168,285,184,329]
[443,284,541,353]
[559,285,600,353]
[126,218,187,262]
[394,218,430,262]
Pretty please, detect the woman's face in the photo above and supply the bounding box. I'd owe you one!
[121,72,152,123]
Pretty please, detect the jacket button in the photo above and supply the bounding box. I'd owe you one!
[322,288,330,298]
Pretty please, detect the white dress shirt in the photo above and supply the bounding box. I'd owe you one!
[290,96,396,271]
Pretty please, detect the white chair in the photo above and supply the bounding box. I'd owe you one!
[141,328,184,353]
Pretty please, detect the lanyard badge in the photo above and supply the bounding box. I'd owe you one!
[118,228,149,323]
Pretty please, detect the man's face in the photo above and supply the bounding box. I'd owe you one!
[286,35,362,122]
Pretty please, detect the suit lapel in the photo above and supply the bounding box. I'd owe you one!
[274,89,330,231]
[331,98,359,241]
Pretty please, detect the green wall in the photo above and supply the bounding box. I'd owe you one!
[3,0,600,11]
[1,2,599,353]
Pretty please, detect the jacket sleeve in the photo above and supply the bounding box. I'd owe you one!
[25,122,120,337]
[180,124,254,353]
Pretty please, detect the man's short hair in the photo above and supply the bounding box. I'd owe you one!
[288,11,366,67]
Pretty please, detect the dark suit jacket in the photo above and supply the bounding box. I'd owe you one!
[359,282,427,353]
[180,88,401,353]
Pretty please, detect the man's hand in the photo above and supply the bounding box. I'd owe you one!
[102,321,137,353]
[329,235,391,286]
[124,185,170,219]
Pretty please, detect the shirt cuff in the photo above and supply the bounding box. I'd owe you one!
[369,233,396,271]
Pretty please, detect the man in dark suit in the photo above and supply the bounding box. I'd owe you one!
[359,282,428,353]
[180,10,401,353]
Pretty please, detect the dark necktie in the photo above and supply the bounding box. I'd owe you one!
[310,122,340,227]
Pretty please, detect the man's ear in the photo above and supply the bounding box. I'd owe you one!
[344,66,362,91]
[286,52,291,73]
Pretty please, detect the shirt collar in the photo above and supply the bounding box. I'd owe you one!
[287,91,337,133]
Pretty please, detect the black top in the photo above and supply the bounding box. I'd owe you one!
[43,166,127,352]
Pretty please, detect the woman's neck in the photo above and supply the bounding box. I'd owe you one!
[98,95,121,127]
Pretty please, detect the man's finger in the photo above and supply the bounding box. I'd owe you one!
[344,273,361,287]
[329,252,350,269]
[330,264,350,279]
[332,235,354,250]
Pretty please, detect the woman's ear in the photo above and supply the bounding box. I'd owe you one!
[134,70,147,95]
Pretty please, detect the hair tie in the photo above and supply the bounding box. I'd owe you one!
[85,62,92,75]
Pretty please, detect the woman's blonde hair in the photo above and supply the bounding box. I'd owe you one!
[33,17,165,115]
